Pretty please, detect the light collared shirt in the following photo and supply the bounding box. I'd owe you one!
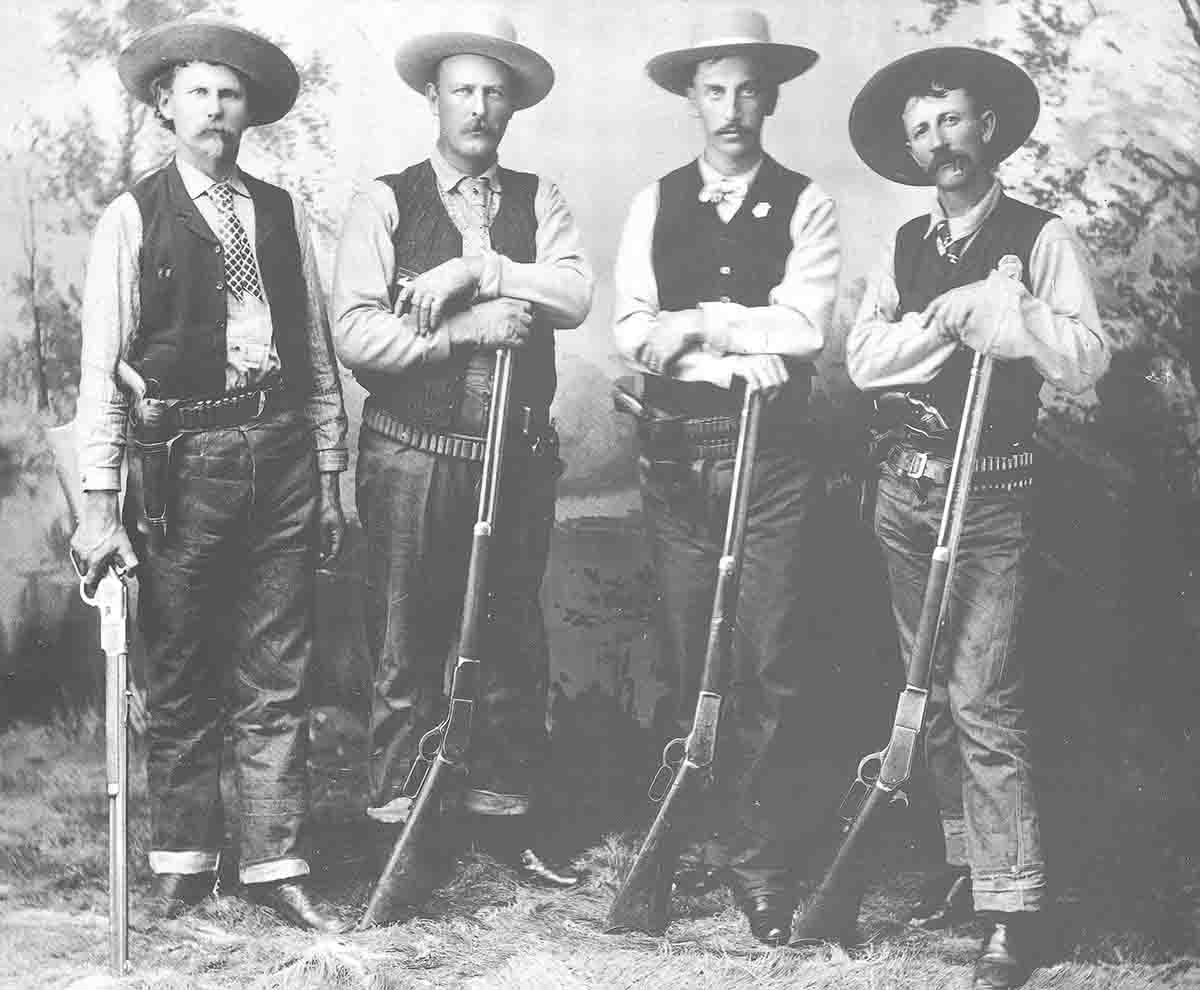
[76,159,349,491]
[176,157,280,390]
[845,178,1109,395]
[612,155,841,388]
[332,150,593,376]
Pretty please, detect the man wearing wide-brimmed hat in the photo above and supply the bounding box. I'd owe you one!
[845,47,1108,988]
[331,8,591,887]
[72,15,347,931]
[611,7,841,945]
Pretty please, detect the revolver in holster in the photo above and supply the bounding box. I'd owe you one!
[119,364,181,552]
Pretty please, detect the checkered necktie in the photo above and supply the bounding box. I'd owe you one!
[209,181,265,301]
[933,219,969,265]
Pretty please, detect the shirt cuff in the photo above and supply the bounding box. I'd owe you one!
[477,250,502,300]
[316,449,349,474]
[699,300,767,354]
[81,467,122,492]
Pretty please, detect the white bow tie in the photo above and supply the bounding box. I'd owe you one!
[698,177,749,206]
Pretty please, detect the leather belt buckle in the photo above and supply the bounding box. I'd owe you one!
[903,450,929,481]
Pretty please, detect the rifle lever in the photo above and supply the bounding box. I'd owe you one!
[648,735,686,802]
[401,724,445,797]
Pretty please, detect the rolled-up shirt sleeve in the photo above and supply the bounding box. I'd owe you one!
[292,195,348,473]
[77,194,140,492]
[331,180,455,374]
[845,238,959,391]
[698,182,839,360]
[477,178,593,329]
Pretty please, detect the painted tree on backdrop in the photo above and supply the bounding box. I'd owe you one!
[906,0,1200,507]
[0,0,338,420]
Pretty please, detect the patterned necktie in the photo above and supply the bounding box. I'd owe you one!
[698,176,749,207]
[459,176,494,236]
[933,219,969,265]
[209,181,265,300]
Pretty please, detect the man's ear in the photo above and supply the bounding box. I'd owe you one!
[157,86,174,126]
[979,108,997,145]
[425,81,439,117]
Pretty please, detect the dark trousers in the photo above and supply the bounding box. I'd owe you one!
[874,460,1046,912]
[138,408,317,884]
[639,442,830,898]
[356,426,555,810]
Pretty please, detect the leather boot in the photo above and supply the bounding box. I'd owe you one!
[741,893,795,947]
[149,872,216,920]
[973,912,1037,989]
[909,864,974,929]
[244,879,347,933]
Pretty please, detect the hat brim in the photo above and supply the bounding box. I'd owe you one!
[849,46,1040,186]
[118,19,300,126]
[646,42,818,96]
[394,33,555,110]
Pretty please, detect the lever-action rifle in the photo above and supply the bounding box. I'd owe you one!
[790,349,996,945]
[358,347,514,929]
[606,386,763,935]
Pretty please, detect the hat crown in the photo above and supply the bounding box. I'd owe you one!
[433,6,520,44]
[688,7,773,46]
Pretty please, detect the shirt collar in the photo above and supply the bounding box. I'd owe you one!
[175,157,250,201]
[697,154,763,191]
[430,149,502,194]
[925,179,1003,242]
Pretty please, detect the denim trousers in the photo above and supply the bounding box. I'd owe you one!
[640,442,831,899]
[137,408,317,884]
[355,427,556,810]
[874,460,1046,913]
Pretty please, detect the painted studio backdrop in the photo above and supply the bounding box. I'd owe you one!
[0,0,1197,759]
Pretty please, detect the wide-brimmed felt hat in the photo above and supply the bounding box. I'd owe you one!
[646,8,818,96]
[849,46,1040,186]
[118,14,299,127]
[394,8,554,110]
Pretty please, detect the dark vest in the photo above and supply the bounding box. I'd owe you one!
[893,193,1055,444]
[128,161,310,398]
[354,159,552,432]
[648,155,814,428]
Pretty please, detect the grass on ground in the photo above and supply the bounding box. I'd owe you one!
[1,707,1199,990]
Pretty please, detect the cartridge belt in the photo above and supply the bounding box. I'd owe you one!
[884,443,1035,494]
[637,415,739,461]
[166,383,292,431]
[363,399,551,462]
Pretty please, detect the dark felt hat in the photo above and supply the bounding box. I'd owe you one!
[849,46,1040,186]
[118,15,300,126]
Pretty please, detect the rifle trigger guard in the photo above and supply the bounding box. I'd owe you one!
[648,736,686,802]
[401,724,445,797]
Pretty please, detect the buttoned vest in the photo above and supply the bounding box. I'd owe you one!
[649,156,813,429]
[355,159,553,432]
[893,194,1055,445]
[128,161,310,398]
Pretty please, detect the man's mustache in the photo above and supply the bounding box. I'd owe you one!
[927,150,966,174]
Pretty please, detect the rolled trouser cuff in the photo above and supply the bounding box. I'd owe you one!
[240,857,311,885]
[942,817,969,868]
[972,868,1047,913]
[149,850,220,875]
[463,789,530,816]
